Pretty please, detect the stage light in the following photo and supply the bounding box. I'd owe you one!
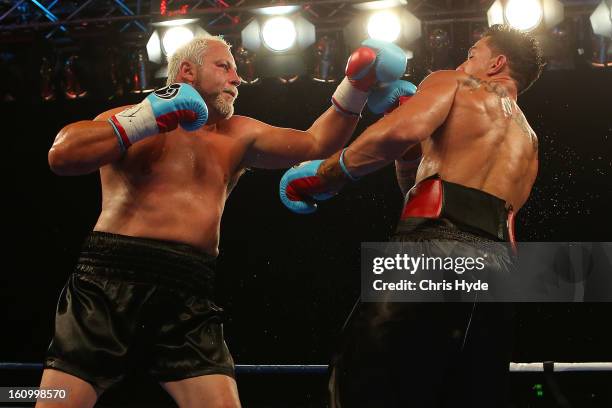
[147,19,209,78]
[62,55,87,100]
[262,17,297,52]
[162,26,194,58]
[504,0,543,31]
[344,6,420,51]
[590,0,612,38]
[278,75,299,84]
[589,35,612,67]
[427,27,452,71]
[147,31,162,64]
[312,36,339,83]
[354,0,407,11]
[106,48,125,100]
[242,12,314,54]
[540,22,575,70]
[234,45,259,85]
[487,1,505,26]
[367,11,401,42]
[154,18,199,28]
[129,49,154,94]
[255,5,300,16]
[487,0,564,32]
[429,28,450,49]
[40,57,56,102]
[148,20,206,61]
[241,8,315,78]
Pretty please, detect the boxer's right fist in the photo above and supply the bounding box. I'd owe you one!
[368,79,417,115]
[109,83,208,150]
[279,161,337,214]
[332,40,408,115]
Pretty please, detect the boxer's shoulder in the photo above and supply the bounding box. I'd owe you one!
[414,71,462,99]
[216,114,268,140]
[419,70,464,86]
[421,71,507,98]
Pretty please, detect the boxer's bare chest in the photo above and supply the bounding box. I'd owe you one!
[115,127,248,198]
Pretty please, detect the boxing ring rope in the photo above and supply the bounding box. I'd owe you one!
[1,362,612,373]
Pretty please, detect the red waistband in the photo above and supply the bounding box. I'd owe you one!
[400,178,443,219]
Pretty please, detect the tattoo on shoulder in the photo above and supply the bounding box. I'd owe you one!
[462,75,538,152]
[461,75,508,98]
[514,111,539,151]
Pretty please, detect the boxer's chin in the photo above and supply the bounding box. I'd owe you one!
[212,94,235,119]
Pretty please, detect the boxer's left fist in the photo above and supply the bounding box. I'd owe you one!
[368,79,417,114]
[109,83,208,149]
[279,161,336,214]
[332,40,408,115]
[347,39,408,91]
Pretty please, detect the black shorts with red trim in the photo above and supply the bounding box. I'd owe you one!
[329,177,516,408]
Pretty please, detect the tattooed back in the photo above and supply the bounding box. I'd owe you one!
[415,71,538,211]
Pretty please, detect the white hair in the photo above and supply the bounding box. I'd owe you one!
[166,35,231,86]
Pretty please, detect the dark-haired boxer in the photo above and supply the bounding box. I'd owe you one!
[41,35,409,408]
[280,24,545,407]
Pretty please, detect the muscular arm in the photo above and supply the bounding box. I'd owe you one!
[316,71,459,187]
[238,107,359,169]
[48,107,128,176]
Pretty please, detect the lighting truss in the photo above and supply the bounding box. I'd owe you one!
[0,1,600,41]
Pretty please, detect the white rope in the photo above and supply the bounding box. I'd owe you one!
[2,362,612,373]
[509,362,612,372]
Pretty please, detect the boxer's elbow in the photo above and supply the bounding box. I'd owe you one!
[307,132,338,160]
[396,122,429,143]
[380,124,427,159]
[314,139,340,158]
[48,127,83,175]
[49,154,96,176]
[48,145,74,175]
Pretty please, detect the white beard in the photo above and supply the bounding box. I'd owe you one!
[212,93,234,119]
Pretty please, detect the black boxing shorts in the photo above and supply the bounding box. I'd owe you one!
[329,175,515,408]
[45,232,234,394]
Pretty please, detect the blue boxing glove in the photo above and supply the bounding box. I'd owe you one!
[109,83,208,151]
[367,80,417,115]
[358,39,409,85]
[279,161,337,214]
[332,39,408,115]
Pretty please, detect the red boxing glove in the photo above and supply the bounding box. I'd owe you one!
[345,46,378,91]
[331,39,408,116]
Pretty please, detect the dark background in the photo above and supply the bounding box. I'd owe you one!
[0,58,611,406]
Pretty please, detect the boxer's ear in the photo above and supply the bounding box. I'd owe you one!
[488,54,507,76]
[178,61,197,85]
